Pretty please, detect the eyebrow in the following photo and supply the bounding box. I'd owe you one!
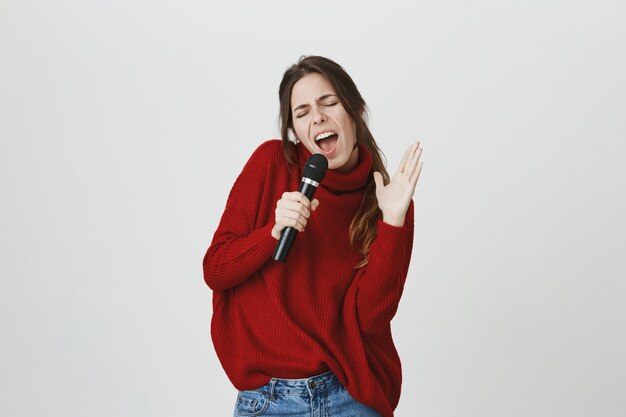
[292,94,338,113]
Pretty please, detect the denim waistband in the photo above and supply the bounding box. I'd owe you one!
[264,370,342,397]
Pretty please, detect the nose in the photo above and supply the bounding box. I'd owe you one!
[311,104,327,124]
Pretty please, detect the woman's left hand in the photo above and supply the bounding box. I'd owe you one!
[373,141,423,226]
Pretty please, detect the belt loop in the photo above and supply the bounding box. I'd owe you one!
[269,378,277,401]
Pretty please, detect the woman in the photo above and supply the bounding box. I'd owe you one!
[203,55,423,417]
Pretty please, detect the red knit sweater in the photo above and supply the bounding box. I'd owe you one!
[203,139,414,417]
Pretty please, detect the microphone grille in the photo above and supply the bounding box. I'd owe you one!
[303,153,328,183]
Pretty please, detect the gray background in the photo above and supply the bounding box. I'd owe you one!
[1,0,625,416]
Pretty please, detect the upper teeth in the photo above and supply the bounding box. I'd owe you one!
[315,131,335,141]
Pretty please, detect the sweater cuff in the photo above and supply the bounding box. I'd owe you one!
[373,218,409,255]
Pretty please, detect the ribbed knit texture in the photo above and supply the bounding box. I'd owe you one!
[203,139,414,417]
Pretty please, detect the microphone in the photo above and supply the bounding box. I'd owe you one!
[272,153,328,262]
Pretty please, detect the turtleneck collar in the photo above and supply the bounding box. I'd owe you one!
[296,142,373,193]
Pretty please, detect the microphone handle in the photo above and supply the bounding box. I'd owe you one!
[299,181,318,201]
[272,181,319,262]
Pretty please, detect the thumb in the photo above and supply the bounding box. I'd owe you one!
[373,171,384,189]
[311,198,320,211]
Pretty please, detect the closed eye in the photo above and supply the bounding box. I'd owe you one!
[294,102,337,118]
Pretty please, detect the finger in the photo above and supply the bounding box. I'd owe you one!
[277,209,308,231]
[276,200,309,224]
[279,199,311,219]
[373,171,384,189]
[291,191,312,209]
[405,146,422,180]
[311,198,320,211]
[281,191,311,210]
[274,216,305,233]
[410,161,423,189]
[397,143,416,175]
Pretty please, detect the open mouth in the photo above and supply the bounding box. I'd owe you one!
[315,132,339,154]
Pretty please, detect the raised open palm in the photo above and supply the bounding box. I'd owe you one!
[373,141,423,226]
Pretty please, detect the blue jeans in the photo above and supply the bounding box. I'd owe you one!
[233,370,383,417]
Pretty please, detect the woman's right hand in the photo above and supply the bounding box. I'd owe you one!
[271,192,320,240]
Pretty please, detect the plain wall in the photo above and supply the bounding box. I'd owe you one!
[1,0,625,416]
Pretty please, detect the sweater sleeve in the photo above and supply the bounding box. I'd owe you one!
[202,142,279,292]
[355,200,415,336]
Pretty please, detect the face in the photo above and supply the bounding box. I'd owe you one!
[290,73,358,173]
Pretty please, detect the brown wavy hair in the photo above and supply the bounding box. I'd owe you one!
[278,55,390,268]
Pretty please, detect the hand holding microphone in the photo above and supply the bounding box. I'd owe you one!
[272,154,328,262]
[271,193,319,239]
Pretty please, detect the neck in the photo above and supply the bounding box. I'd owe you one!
[334,146,359,174]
